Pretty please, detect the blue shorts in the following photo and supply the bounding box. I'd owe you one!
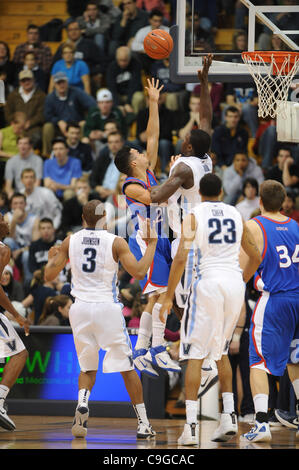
[249,291,299,376]
[129,234,171,294]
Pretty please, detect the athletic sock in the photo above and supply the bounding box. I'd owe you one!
[222,392,234,414]
[185,400,198,424]
[133,403,149,425]
[253,393,268,422]
[151,303,166,348]
[78,389,90,408]
[0,385,9,408]
[135,311,152,350]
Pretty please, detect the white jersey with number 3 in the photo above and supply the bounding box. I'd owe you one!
[69,228,119,303]
[192,201,244,275]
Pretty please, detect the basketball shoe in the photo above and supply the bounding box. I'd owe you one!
[241,421,271,443]
[198,362,218,398]
[72,404,89,438]
[144,345,181,372]
[137,422,156,439]
[0,403,16,431]
[275,409,299,429]
[177,423,199,446]
[132,348,159,378]
[212,412,238,442]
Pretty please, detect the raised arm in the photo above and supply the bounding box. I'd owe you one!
[198,54,213,136]
[145,78,164,170]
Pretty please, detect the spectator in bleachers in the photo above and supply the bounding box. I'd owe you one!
[0,191,9,215]
[264,146,293,184]
[105,173,130,237]
[211,106,249,168]
[187,0,219,31]
[1,264,25,303]
[4,192,40,287]
[42,72,96,157]
[185,11,215,56]
[222,152,264,205]
[83,88,128,154]
[136,90,176,174]
[136,0,170,22]
[38,295,72,326]
[106,46,144,115]
[109,0,149,58]
[282,151,299,195]
[0,41,17,91]
[29,218,58,274]
[20,168,62,230]
[151,57,187,111]
[60,176,92,236]
[65,122,93,173]
[66,0,120,25]
[20,51,48,93]
[4,70,46,150]
[43,137,82,200]
[76,0,112,53]
[131,9,168,73]
[12,24,53,74]
[235,177,260,221]
[175,92,201,153]
[4,135,43,198]
[52,19,106,93]
[281,190,299,224]
[0,112,26,185]
[89,131,123,201]
[49,43,91,94]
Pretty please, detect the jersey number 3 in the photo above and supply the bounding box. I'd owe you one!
[208,218,236,244]
[82,247,97,273]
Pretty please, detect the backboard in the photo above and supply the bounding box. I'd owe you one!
[169,0,299,83]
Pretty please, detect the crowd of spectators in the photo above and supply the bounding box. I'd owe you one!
[0,0,298,345]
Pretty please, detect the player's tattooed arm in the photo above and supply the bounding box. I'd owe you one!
[150,163,193,203]
[240,222,262,283]
[44,236,70,281]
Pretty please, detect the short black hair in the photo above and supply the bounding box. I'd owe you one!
[52,136,68,148]
[225,105,240,115]
[190,129,211,158]
[114,146,133,176]
[39,217,54,226]
[150,9,163,18]
[66,121,80,131]
[242,177,259,197]
[199,173,222,197]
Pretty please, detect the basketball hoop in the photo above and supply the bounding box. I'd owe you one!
[241,51,299,119]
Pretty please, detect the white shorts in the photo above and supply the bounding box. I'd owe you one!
[69,299,134,373]
[0,313,26,358]
[180,271,245,361]
[171,238,197,309]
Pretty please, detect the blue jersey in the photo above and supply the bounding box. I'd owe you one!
[252,215,299,294]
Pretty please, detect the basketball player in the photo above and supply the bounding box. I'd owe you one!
[240,180,299,443]
[114,78,180,375]
[44,200,158,439]
[160,174,262,446]
[0,214,30,431]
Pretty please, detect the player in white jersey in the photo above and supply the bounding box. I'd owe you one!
[160,174,262,446]
[0,215,30,432]
[45,199,159,439]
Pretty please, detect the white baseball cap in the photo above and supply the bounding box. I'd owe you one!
[96,88,113,102]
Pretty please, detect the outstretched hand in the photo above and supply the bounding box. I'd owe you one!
[197,54,213,83]
[145,77,164,103]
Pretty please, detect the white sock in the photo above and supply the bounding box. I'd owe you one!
[151,303,166,347]
[222,392,234,414]
[0,385,9,406]
[133,403,149,425]
[135,311,152,350]
[253,393,268,414]
[291,379,299,400]
[185,400,198,424]
[78,388,90,407]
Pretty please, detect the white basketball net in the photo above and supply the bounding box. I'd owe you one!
[242,52,299,119]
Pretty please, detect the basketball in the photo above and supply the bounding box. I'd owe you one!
[143,29,173,60]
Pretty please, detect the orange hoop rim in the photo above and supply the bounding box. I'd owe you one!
[242,51,299,66]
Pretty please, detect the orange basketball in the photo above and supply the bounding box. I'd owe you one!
[143,29,173,60]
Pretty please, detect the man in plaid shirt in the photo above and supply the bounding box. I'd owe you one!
[12,24,53,74]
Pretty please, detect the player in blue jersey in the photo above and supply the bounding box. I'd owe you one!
[240,180,299,443]
[114,78,180,376]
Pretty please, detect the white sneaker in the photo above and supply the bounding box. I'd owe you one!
[198,363,218,398]
[145,345,181,372]
[177,423,199,446]
[72,405,89,438]
[241,421,272,443]
[132,348,159,378]
[0,405,16,431]
[137,421,156,439]
[212,412,238,442]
